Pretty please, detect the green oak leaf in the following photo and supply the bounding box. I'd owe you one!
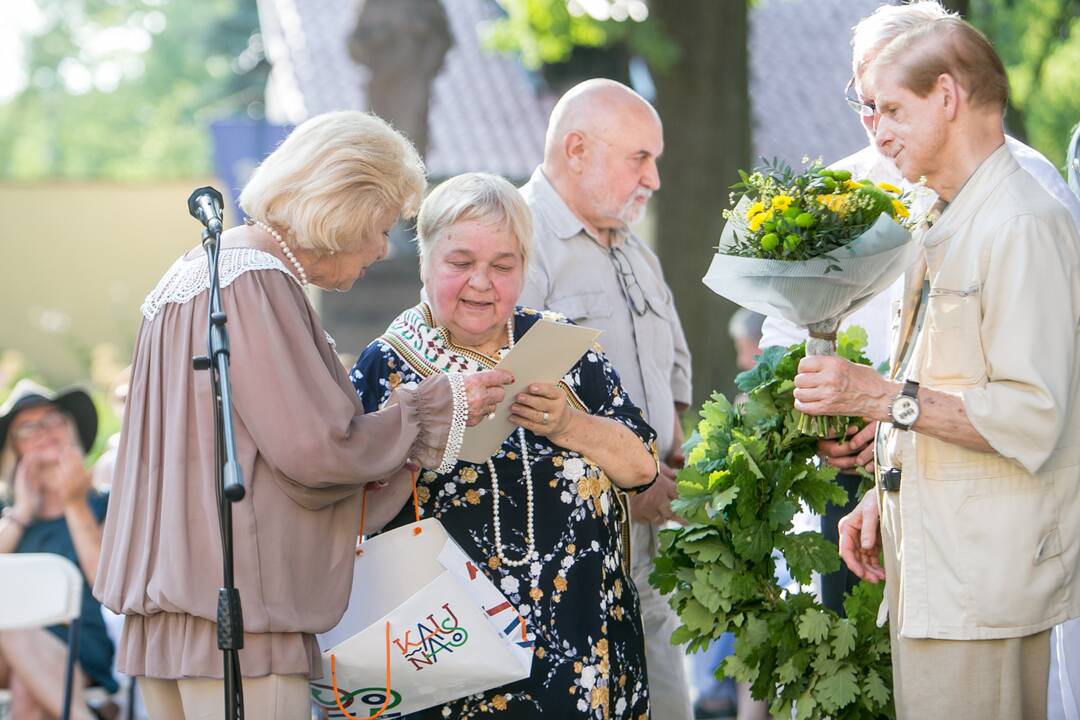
[815,665,859,712]
[797,608,831,644]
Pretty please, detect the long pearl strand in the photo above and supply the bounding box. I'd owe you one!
[247,218,308,286]
[488,316,536,567]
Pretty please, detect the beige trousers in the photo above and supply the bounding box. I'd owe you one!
[140,675,311,720]
[631,521,694,720]
[881,492,1051,720]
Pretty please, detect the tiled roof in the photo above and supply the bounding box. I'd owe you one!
[259,0,552,180]
[749,0,884,166]
[260,0,889,176]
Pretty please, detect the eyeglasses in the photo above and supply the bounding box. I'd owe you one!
[609,246,658,318]
[10,409,67,442]
[844,76,876,118]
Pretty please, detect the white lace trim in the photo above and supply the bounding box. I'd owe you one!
[140,248,301,321]
[436,372,468,475]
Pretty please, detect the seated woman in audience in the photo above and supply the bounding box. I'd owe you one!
[351,173,659,719]
[0,380,117,720]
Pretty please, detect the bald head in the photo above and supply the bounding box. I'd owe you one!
[544,79,661,164]
[541,79,663,238]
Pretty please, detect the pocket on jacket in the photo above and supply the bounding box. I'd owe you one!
[945,470,1064,628]
[548,291,613,324]
[922,286,985,386]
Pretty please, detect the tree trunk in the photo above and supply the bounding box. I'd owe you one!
[650,0,750,405]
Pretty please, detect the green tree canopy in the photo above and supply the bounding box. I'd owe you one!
[0,0,265,180]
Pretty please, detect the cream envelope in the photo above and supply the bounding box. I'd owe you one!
[458,319,601,464]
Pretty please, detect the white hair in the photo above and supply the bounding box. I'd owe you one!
[416,173,533,271]
[851,1,956,74]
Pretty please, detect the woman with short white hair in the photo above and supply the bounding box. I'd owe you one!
[351,172,658,719]
[94,112,512,719]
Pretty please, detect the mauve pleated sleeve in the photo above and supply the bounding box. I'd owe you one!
[224,269,453,508]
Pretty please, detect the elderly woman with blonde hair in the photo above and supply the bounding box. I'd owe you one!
[351,172,658,719]
[93,112,511,720]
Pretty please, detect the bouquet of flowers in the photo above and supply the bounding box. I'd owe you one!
[703,160,918,437]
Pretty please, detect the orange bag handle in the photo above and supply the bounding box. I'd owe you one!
[357,470,423,556]
[329,621,392,720]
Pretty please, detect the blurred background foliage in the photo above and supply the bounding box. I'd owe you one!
[0,0,267,180]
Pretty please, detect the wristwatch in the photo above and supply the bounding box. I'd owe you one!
[888,379,921,431]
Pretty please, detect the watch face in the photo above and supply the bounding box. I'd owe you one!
[891,396,920,426]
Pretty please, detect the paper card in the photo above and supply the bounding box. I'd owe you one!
[458,319,601,463]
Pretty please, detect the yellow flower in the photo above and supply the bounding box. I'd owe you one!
[747,208,773,233]
[536,647,546,659]
[416,486,430,503]
[877,181,902,194]
[771,195,794,212]
[843,179,862,191]
[464,489,481,505]
[387,372,402,389]
[613,579,622,598]
[529,587,543,601]
[744,201,765,220]
[892,198,910,219]
[459,466,478,483]
[816,193,850,215]
[566,544,576,554]
[492,695,508,711]
[488,556,501,569]
[554,575,568,592]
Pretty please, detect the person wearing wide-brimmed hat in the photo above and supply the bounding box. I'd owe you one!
[0,379,117,720]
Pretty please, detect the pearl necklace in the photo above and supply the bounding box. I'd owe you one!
[487,316,536,568]
[247,218,308,286]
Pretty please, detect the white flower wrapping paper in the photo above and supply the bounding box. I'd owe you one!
[702,199,917,332]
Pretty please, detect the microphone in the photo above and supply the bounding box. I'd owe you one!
[188,186,225,235]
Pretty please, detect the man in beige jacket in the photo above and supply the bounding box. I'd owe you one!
[793,18,1080,719]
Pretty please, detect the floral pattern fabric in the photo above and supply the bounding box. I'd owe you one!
[350,305,656,720]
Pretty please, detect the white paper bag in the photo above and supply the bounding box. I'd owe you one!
[310,518,534,719]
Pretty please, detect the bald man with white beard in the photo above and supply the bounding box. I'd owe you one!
[518,79,695,720]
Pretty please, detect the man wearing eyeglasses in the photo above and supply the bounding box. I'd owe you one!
[518,78,695,720]
[760,1,1080,628]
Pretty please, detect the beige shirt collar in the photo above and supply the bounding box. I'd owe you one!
[526,167,631,247]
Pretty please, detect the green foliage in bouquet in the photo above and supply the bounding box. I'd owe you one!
[651,328,894,719]
[723,160,912,264]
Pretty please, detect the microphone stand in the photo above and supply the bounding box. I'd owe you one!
[192,216,246,720]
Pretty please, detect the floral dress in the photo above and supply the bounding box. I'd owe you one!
[350,304,656,720]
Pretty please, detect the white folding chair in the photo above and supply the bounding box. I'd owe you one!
[0,553,86,720]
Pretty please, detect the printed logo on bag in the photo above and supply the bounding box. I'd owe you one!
[393,602,470,671]
[310,684,403,719]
